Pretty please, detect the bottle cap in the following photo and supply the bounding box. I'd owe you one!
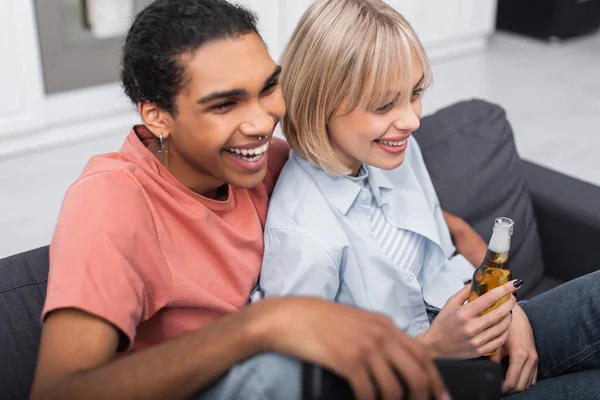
[494,217,514,236]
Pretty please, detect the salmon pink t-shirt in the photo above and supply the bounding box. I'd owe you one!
[42,125,290,352]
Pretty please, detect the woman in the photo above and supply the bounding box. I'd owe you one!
[260,0,600,398]
[31,1,448,400]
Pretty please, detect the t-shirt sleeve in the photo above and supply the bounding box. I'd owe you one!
[264,137,290,195]
[42,171,171,350]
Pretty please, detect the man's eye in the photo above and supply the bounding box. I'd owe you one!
[261,79,279,94]
[210,101,236,111]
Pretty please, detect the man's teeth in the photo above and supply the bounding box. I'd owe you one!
[226,142,269,160]
[377,139,407,147]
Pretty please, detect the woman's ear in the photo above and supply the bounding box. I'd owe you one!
[138,102,174,139]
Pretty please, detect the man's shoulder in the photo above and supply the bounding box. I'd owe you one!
[266,136,291,179]
[61,155,155,229]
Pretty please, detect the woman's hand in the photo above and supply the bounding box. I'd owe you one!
[418,281,522,359]
[490,304,538,394]
[253,297,451,400]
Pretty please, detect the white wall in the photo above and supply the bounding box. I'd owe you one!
[0,0,498,258]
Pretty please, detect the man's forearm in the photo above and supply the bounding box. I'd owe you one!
[31,303,271,400]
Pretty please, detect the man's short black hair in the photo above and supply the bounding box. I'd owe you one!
[121,0,259,116]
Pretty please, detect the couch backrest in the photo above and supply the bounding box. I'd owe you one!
[416,99,545,296]
[0,246,49,400]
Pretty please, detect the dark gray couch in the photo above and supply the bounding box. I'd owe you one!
[1,100,599,399]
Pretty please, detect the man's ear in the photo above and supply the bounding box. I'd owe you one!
[138,102,175,139]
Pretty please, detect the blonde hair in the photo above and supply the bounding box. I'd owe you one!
[281,0,432,175]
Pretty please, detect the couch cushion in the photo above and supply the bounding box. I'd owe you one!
[415,99,544,297]
[0,246,49,400]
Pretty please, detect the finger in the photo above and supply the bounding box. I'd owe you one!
[475,295,516,332]
[346,363,376,400]
[516,359,535,392]
[472,314,512,355]
[502,353,526,394]
[467,280,521,316]
[386,341,431,400]
[526,360,537,390]
[390,332,449,400]
[386,323,448,400]
[444,284,471,308]
[366,351,403,400]
[478,329,509,358]
[489,347,503,364]
[532,364,539,386]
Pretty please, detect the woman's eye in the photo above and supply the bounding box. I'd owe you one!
[411,88,424,101]
[375,101,395,113]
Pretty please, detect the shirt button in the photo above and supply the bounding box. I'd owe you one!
[369,231,374,238]
[419,322,428,331]
[407,275,414,283]
[360,191,369,200]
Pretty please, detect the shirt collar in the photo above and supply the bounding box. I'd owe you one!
[365,165,394,207]
[291,151,394,214]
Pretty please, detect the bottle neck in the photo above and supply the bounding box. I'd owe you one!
[488,228,511,253]
[483,229,511,267]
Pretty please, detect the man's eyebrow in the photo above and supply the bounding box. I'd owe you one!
[198,66,282,104]
[263,65,282,87]
[198,88,247,104]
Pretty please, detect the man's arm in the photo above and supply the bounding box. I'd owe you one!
[442,210,487,267]
[31,305,267,400]
[32,298,450,400]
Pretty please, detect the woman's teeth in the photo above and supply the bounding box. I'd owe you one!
[377,139,407,147]
[226,142,269,161]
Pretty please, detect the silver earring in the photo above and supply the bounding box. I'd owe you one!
[158,132,167,164]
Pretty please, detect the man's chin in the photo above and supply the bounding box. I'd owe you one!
[228,169,268,190]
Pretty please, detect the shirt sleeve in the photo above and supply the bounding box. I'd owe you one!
[448,253,477,278]
[260,227,340,300]
[43,171,171,351]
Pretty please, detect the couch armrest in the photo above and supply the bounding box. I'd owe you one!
[522,160,600,281]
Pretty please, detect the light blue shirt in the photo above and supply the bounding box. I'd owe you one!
[354,167,428,281]
[260,137,475,337]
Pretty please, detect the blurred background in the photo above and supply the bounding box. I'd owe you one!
[1,0,599,258]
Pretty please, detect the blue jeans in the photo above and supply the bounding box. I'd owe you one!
[504,270,600,399]
[193,352,302,400]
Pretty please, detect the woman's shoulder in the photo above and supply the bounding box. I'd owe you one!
[266,152,342,233]
[269,151,327,201]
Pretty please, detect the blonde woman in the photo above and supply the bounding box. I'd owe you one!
[261,0,600,398]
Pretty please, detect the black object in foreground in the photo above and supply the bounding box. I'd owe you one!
[303,358,502,400]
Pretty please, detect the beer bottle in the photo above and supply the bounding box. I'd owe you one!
[467,217,514,313]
